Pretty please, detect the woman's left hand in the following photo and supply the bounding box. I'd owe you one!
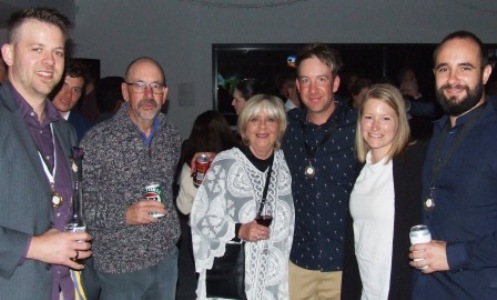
[238,220,270,242]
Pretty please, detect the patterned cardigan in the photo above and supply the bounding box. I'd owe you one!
[81,103,182,273]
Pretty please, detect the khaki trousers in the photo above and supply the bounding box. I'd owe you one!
[289,261,342,300]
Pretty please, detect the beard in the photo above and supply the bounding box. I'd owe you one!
[436,80,484,116]
[135,98,159,121]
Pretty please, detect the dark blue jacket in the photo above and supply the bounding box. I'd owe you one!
[413,101,497,299]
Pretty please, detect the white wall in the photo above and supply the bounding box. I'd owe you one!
[72,0,497,138]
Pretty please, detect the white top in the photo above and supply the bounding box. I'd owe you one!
[176,163,197,215]
[191,148,295,299]
[349,152,395,300]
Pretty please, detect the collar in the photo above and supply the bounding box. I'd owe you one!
[435,101,487,130]
[7,81,61,124]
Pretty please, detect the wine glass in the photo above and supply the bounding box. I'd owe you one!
[255,201,273,254]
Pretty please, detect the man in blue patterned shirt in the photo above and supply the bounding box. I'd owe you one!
[282,43,357,299]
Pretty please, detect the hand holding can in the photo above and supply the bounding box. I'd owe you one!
[144,182,165,218]
[193,154,211,187]
[410,224,432,270]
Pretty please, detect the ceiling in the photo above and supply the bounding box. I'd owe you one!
[0,0,75,29]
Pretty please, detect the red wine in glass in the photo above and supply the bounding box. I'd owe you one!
[256,215,273,227]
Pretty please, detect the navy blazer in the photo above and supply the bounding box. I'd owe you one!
[341,141,427,300]
[68,110,94,142]
[0,84,78,299]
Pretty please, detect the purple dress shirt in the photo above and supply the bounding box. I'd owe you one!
[9,83,75,300]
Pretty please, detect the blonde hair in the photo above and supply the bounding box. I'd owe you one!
[355,83,410,163]
[237,94,287,149]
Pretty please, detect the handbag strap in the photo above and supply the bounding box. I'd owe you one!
[256,163,273,218]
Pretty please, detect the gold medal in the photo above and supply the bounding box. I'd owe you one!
[52,190,63,208]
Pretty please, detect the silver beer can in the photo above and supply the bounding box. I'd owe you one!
[409,224,432,244]
[410,224,431,270]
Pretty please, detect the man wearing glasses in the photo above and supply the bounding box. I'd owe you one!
[81,57,182,300]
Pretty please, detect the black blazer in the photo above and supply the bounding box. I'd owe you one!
[341,141,427,300]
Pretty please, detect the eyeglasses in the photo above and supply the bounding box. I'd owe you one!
[125,81,166,94]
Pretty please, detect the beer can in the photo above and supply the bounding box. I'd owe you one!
[410,224,431,270]
[193,154,211,187]
[409,224,432,244]
[144,182,165,218]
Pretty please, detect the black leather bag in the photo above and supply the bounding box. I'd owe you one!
[206,242,247,300]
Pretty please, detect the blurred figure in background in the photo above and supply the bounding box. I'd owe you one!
[176,110,237,216]
[50,58,94,141]
[276,70,301,111]
[232,78,265,115]
[95,76,124,123]
[347,76,372,109]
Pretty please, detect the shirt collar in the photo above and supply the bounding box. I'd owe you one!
[7,81,61,125]
[436,101,487,130]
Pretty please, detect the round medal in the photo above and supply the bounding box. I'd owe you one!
[424,198,434,211]
[305,165,315,178]
[52,191,63,208]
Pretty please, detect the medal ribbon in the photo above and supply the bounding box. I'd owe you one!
[36,124,60,206]
[299,113,339,172]
[427,104,485,209]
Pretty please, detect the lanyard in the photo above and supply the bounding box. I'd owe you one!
[299,111,340,178]
[425,105,484,211]
[36,124,63,208]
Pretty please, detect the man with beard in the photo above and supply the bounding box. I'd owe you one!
[409,31,497,299]
[80,57,181,299]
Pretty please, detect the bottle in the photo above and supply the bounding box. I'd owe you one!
[65,181,86,233]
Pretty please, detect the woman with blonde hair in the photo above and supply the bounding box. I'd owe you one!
[342,84,427,300]
[191,94,295,299]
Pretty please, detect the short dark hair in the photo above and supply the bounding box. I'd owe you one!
[7,7,71,43]
[433,30,488,68]
[296,43,343,77]
[65,59,89,85]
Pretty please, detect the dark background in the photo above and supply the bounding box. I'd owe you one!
[214,43,437,126]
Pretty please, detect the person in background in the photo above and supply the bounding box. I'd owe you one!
[282,43,357,300]
[0,7,92,300]
[191,94,295,299]
[347,76,372,109]
[409,30,497,300]
[77,68,99,122]
[276,70,301,111]
[232,78,265,115]
[50,58,94,141]
[341,84,426,299]
[0,56,6,84]
[81,57,181,300]
[95,76,124,123]
[176,110,237,216]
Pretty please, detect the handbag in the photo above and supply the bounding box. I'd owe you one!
[206,241,247,299]
[206,163,273,299]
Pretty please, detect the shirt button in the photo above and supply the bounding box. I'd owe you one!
[56,212,60,217]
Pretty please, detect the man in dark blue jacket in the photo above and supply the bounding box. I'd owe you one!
[409,30,497,299]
